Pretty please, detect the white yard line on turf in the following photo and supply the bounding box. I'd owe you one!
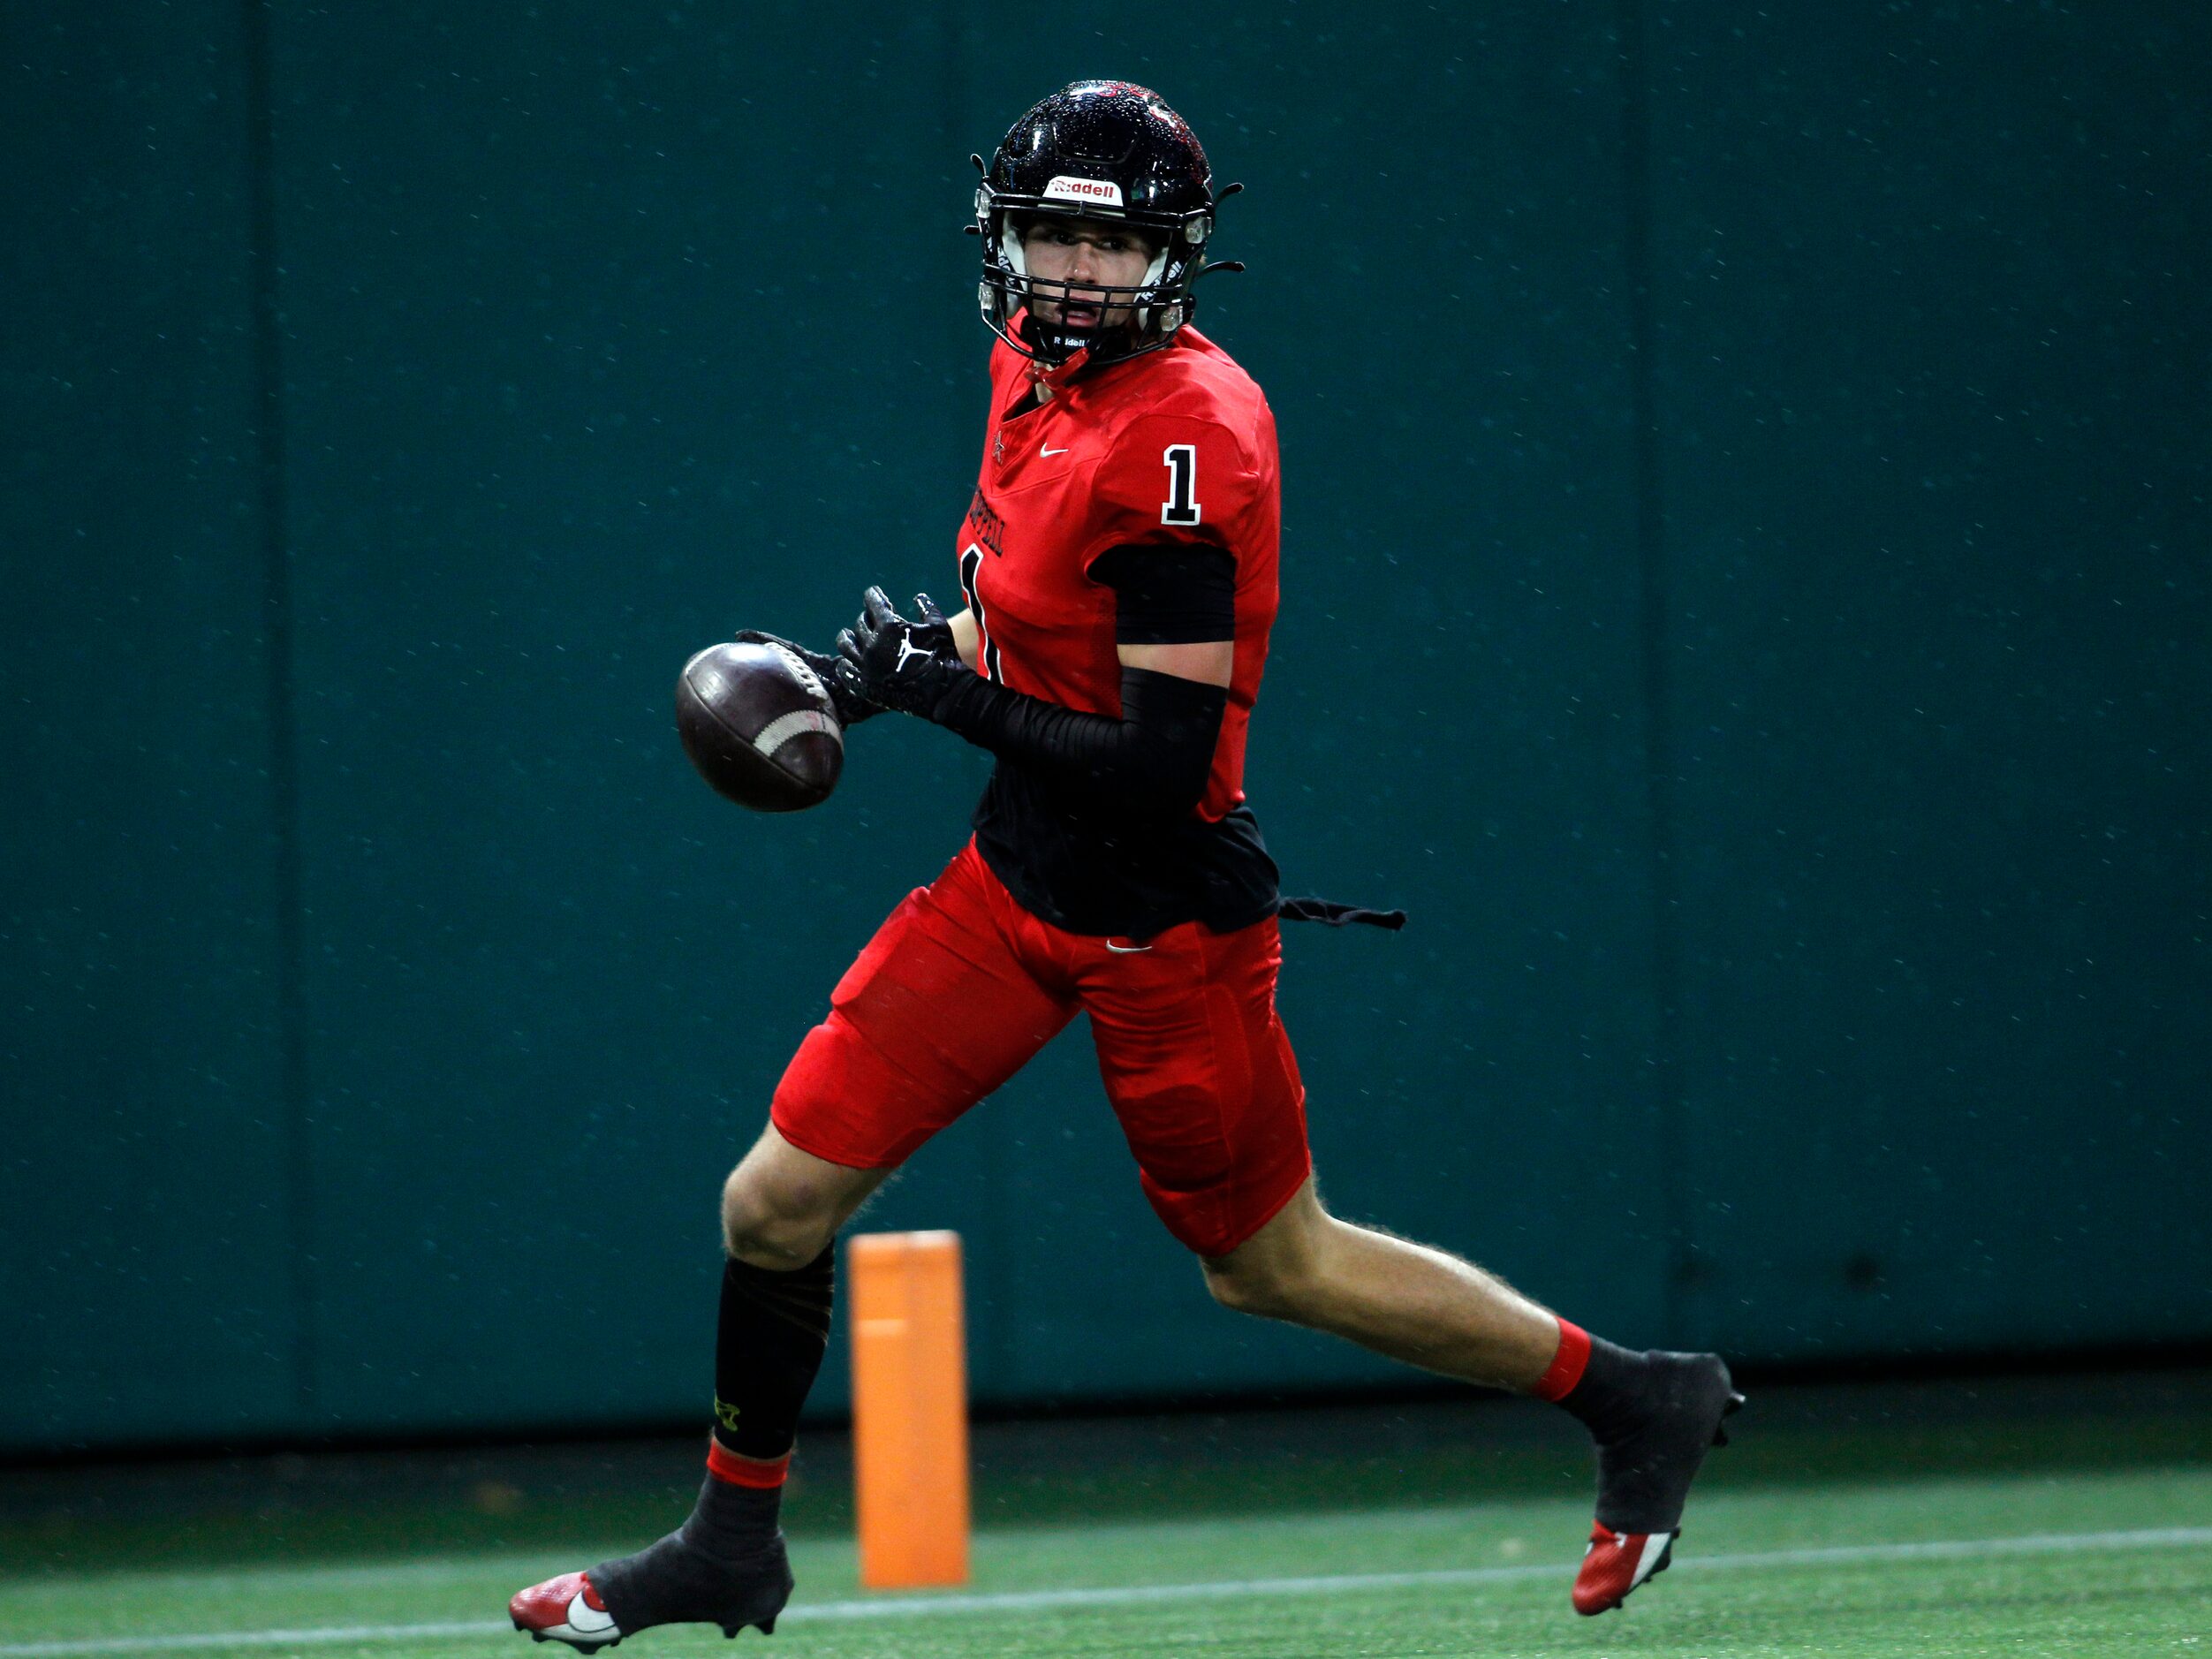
[5,1526,2210,1657]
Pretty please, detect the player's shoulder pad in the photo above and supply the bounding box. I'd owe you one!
[1124,337,1272,457]
[1096,410,1261,500]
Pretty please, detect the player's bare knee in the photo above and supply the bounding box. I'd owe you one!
[1199,1182,1333,1319]
[1201,1254,1311,1321]
[1199,1258,1261,1313]
[723,1204,832,1268]
[720,1166,835,1267]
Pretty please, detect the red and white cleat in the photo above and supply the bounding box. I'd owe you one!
[1572,1525,1677,1616]
[511,1570,624,1652]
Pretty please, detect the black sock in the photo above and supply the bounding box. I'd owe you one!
[711,1245,836,1466]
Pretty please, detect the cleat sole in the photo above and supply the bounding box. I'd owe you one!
[518,1629,618,1654]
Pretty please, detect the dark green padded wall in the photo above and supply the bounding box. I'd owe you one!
[1,5,305,1445]
[1644,2,2212,1359]
[5,1,2206,1452]
[264,3,990,1432]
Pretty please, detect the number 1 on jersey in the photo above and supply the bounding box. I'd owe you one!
[958,544,1004,684]
[1161,443,1201,526]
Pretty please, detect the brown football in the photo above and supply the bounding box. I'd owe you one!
[675,640,843,811]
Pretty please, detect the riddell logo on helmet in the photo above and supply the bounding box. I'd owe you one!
[1042,175,1125,207]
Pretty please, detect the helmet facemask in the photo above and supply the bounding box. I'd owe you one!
[979,197,1203,367]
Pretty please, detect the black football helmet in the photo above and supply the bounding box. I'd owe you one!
[973,80,1241,367]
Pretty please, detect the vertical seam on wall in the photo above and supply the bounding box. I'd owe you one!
[936,0,1011,1397]
[1617,0,1691,1341]
[243,0,319,1420]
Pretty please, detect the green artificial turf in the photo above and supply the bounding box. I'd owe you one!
[4,1464,2208,1657]
[15,1372,2212,1579]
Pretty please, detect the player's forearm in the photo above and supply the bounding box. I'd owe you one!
[948,608,981,670]
[934,667,1223,814]
[837,591,1223,813]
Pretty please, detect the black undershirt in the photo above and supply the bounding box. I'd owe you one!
[968,544,1281,939]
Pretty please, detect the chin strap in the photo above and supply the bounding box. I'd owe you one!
[1020,322,1094,382]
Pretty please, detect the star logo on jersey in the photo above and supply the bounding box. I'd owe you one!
[994,431,1004,465]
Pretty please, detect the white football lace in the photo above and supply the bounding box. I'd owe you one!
[769,641,825,701]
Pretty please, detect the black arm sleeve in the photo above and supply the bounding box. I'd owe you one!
[1088,543,1237,644]
[933,665,1226,815]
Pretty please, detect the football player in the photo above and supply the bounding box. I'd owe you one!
[511,80,1739,1650]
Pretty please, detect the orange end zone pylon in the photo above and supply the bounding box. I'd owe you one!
[848,1229,971,1589]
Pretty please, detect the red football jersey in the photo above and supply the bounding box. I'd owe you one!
[953,324,1281,822]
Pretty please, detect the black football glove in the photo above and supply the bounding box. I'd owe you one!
[835,587,969,720]
[729,628,882,728]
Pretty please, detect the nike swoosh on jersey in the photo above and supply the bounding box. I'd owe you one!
[1105,940,1152,954]
[1041,443,1070,457]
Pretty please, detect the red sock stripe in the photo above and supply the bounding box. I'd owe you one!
[1534,1317,1592,1402]
[706,1440,792,1489]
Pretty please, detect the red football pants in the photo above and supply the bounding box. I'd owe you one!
[770,837,1311,1256]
